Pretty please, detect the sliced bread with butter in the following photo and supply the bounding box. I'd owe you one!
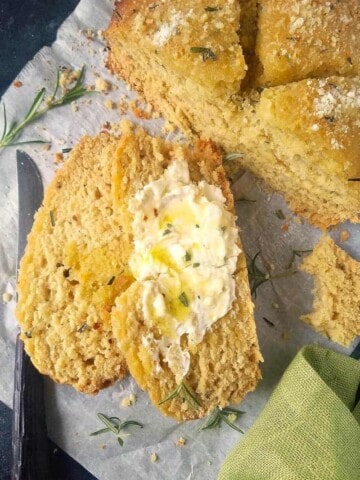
[111,124,262,420]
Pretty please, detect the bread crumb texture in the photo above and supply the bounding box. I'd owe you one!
[110,126,261,420]
[300,236,360,346]
[16,131,133,393]
[105,0,360,229]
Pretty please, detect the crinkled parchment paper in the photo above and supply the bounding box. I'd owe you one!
[0,1,358,478]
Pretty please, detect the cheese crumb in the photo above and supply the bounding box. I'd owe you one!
[176,437,186,447]
[121,393,136,407]
[150,453,158,463]
[2,293,12,303]
[104,99,115,110]
[227,413,237,423]
[95,77,111,92]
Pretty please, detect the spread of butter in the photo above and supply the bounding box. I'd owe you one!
[129,159,240,382]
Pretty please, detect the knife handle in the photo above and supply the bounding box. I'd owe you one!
[12,335,49,480]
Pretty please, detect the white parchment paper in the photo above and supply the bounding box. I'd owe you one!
[0,1,358,478]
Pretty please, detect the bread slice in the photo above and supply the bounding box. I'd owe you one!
[300,236,360,346]
[16,132,133,394]
[111,125,262,420]
[105,0,360,229]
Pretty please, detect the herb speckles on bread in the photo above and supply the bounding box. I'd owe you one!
[105,0,360,229]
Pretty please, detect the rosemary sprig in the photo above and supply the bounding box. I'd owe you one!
[247,251,296,298]
[201,407,245,432]
[190,47,217,62]
[0,66,91,148]
[159,381,201,410]
[90,413,143,447]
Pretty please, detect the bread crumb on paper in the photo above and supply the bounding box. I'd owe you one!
[176,437,186,447]
[339,229,350,242]
[104,99,115,110]
[227,413,237,423]
[95,77,112,92]
[2,292,12,303]
[54,152,64,164]
[121,393,136,407]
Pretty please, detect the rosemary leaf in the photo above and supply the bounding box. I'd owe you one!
[200,409,221,430]
[205,6,221,11]
[181,382,201,410]
[97,413,119,435]
[185,251,192,262]
[158,384,181,405]
[178,292,189,307]
[223,152,243,163]
[235,197,256,204]
[77,323,88,333]
[275,209,285,220]
[193,263,200,268]
[219,411,244,433]
[90,413,143,448]
[107,276,115,286]
[247,251,296,298]
[49,210,55,227]
[190,47,217,61]
[89,427,110,436]
[201,407,245,432]
[120,420,143,429]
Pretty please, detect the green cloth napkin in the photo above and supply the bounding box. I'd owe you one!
[218,346,360,480]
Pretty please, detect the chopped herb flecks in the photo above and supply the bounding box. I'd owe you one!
[178,292,189,307]
[190,47,216,62]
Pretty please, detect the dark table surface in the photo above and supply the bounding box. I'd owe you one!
[0,1,96,478]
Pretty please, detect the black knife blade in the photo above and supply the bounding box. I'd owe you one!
[12,150,49,480]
